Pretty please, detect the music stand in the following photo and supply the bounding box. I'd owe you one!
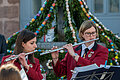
[71,65,120,80]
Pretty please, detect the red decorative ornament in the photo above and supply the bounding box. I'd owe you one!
[112,58,115,61]
[48,14,51,17]
[101,29,103,31]
[42,21,46,25]
[52,3,55,7]
[34,32,37,35]
[80,1,83,5]
[109,40,112,42]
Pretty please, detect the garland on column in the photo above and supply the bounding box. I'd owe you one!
[7,0,120,67]
[65,0,77,43]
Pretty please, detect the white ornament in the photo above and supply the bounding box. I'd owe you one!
[46,60,53,69]
[67,12,70,15]
[69,20,71,24]
[66,5,69,8]
[68,14,70,17]
[73,31,75,33]
[66,8,69,11]
[115,59,117,62]
[70,27,73,30]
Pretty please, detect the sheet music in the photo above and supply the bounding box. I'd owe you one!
[71,64,120,80]
[75,64,98,72]
[71,64,99,80]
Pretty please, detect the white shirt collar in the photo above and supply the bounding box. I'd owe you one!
[82,42,95,50]
[81,42,95,57]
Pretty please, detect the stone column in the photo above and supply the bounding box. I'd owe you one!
[0,0,19,38]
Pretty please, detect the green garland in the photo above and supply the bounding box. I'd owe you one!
[7,0,120,67]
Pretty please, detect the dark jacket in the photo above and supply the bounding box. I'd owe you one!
[0,34,7,63]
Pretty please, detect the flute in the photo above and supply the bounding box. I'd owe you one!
[4,38,99,62]
[4,50,38,62]
[40,38,99,55]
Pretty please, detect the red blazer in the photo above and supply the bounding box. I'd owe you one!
[1,55,43,80]
[53,43,109,80]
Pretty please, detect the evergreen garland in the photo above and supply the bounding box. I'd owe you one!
[7,0,120,74]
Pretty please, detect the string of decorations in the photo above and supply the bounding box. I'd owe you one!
[34,2,56,35]
[25,0,48,28]
[79,0,101,29]
[102,33,119,65]
[7,1,55,53]
[7,50,14,54]
[79,0,120,52]
[65,0,77,43]
[7,0,49,53]
[80,0,105,29]
[7,49,45,54]
[80,0,120,39]
[7,0,48,42]
[108,49,120,53]
[80,0,119,38]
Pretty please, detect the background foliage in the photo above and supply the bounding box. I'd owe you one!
[7,0,120,79]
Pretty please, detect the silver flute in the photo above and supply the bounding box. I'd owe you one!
[4,50,38,62]
[4,38,99,62]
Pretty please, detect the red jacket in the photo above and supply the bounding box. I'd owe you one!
[1,55,43,80]
[53,43,109,80]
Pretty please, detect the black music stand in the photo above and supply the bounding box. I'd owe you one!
[71,65,120,80]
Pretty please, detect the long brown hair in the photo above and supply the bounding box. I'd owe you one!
[13,29,36,63]
[0,64,22,80]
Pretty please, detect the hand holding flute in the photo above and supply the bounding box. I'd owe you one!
[51,46,59,66]
[63,44,79,61]
[5,53,29,70]
[18,53,29,70]
[51,43,80,66]
[6,55,16,64]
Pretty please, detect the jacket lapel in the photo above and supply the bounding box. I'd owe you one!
[86,42,98,59]
[74,42,98,59]
[75,45,82,56]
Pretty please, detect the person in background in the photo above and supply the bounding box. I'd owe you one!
[0,34,7,64]
[0,64,22,80]
[51,20,109,80]
[1,29,43,80]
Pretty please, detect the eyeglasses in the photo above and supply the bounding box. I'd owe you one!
[84,31,96,37]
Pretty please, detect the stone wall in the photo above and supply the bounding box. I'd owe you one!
[0,0,19,39]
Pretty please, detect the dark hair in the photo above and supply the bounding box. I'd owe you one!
[79,20,98,40]
[0,64,22,80]
[14,29,36,63]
